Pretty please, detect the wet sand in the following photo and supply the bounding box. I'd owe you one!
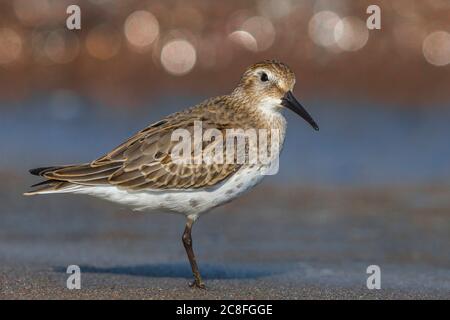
[1,173,449,299]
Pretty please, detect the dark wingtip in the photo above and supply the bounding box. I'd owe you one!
[29,166,59,176]
[29,168,43,176]
[29,167,45,176]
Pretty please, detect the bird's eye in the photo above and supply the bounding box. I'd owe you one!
[260,72,269,82]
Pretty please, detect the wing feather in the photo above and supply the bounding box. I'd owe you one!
[37,97,255,190]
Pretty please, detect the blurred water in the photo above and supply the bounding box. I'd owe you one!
[1,95,450,186]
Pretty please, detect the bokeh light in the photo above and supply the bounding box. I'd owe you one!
[124,10,159,52]
[0,28,23,65]
[160,39,197,75]
[13,0,50,26]
[241,16,276,51]
[422,31,450,66]
[308,11,341,48]
[0,0,447,105]
[44,30,80,64]
[86,24,121,60]
[228,31,258,52]
[334,17,369,52]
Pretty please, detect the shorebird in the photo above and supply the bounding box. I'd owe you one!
[25,60,319,289]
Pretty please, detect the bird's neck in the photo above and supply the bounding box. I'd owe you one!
[227,94,287,149]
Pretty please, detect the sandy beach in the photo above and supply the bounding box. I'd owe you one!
[1,174,449,299]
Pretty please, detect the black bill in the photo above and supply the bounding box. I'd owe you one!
[281,91,319,131]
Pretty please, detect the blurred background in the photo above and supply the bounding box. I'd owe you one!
[0,0,449,184]
[0,0,449,298]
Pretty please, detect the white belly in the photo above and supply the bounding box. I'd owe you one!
[74,164,268,220]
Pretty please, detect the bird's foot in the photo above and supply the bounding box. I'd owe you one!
[189,279,206,289]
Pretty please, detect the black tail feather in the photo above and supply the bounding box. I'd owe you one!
[29,166,62,176]
[30,179,56,188]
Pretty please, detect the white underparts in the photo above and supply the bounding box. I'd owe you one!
[72,164,269,219]
[257,97,284,118]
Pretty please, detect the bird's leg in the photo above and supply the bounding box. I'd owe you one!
[182,217,205,289]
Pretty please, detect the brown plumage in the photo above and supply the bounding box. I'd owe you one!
[25,95,266,194]
[26,60,297,195]
[25,60,319,289]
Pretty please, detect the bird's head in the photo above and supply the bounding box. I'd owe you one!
[234,60,319,131]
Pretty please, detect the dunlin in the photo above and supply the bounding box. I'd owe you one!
[25,60,319,289]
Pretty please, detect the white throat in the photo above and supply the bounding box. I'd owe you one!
[257,97,284,117]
